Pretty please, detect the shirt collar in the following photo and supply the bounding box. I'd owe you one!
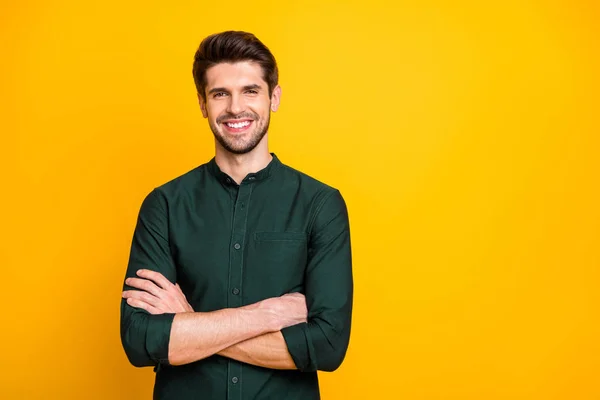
[208,153,281,185]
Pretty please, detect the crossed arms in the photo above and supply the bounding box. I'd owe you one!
[120,188,353,372]
[122,269,306,368]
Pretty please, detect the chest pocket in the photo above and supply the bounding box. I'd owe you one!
[245,231,308,299]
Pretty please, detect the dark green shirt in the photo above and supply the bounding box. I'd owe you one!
[120,154,353,400]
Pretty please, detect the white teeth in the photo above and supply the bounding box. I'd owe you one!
[226,121,251,129]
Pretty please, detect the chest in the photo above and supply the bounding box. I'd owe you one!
[168,187,311,310]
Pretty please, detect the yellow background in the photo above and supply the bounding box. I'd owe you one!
[1,0,599,398]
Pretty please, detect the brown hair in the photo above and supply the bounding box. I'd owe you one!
[192,31,279,101]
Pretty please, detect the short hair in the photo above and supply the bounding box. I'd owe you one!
[192,31,279,101]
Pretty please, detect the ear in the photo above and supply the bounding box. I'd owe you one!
[198,92,208,118]
[270,85,282,112]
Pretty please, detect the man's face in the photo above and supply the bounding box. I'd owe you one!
[200,61,281,155]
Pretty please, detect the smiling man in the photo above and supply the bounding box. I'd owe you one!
[120,31,353,400]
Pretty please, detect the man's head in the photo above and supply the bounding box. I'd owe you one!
[193,31,281,155]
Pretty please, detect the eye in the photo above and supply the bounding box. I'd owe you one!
[213,92,228,98]
[245,89,258,95]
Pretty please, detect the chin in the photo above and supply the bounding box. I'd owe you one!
[211,125,267,155]
[218,138,258,155]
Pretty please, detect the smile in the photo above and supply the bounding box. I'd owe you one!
[226,121,251,129]
[222,119,254,133]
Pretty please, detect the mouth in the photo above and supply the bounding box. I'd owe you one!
[222,119,253,134]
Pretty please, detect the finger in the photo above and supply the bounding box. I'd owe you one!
[123,290,160,307]
[136,269,173,290]
[170,284,188,307]
[125,277,163,297]
[125,297,162,315]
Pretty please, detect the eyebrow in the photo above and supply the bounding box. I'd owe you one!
[242,84,262,91]
[207,84,263,95]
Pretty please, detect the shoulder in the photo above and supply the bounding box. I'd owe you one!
[276,160,347,224]
[137,162,211,210]
[277,161,339,200]
[153,162,211,198]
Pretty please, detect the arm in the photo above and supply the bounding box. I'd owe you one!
[120,190,304,367]
[120,189,178,367]
[167,293,305,366]
[217,331,296,370]
[167,301,282,365]
[216,190,353,372]
[281,190,354,372]
[124,278,286,366]
[124,268,306,367]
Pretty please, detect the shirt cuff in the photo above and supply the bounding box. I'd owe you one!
[281,322,316,372]
[145,313,176,365]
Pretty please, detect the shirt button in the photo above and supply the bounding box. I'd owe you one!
[233,243,241,250]
[226,178,232,184]
[248,176,256,181]
[232,377,239,384]
[232,288,240,295]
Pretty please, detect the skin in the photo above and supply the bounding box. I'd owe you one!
[200,61,282,184]
[123,270,305,367]
[122,61,303,369]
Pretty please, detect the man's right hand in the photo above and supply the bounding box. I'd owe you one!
[259,293,308,331]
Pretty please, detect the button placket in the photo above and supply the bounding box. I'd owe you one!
[226,183,252,399]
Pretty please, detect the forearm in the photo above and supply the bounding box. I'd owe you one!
[218,331,297,370]
[168,303,275,366]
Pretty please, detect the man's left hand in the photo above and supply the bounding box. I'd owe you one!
[122,269,194,314]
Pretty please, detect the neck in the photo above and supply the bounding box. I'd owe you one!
[214,144,273,184]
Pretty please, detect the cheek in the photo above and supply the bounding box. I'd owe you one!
[207,107,225,122]
[249,100,271,119]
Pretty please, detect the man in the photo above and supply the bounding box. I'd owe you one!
[120,31,353,400]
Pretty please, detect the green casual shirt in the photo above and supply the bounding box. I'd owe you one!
[120,154,353,400]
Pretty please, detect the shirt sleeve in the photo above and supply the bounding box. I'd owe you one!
[120,189,177,367]
[281,190,353,372]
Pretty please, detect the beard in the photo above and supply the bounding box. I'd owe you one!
[209,109,271,155]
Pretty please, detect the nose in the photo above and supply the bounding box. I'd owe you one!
[226,93,245,116]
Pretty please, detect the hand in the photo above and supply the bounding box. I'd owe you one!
[260,292,308,331]
[122,269,194,315]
